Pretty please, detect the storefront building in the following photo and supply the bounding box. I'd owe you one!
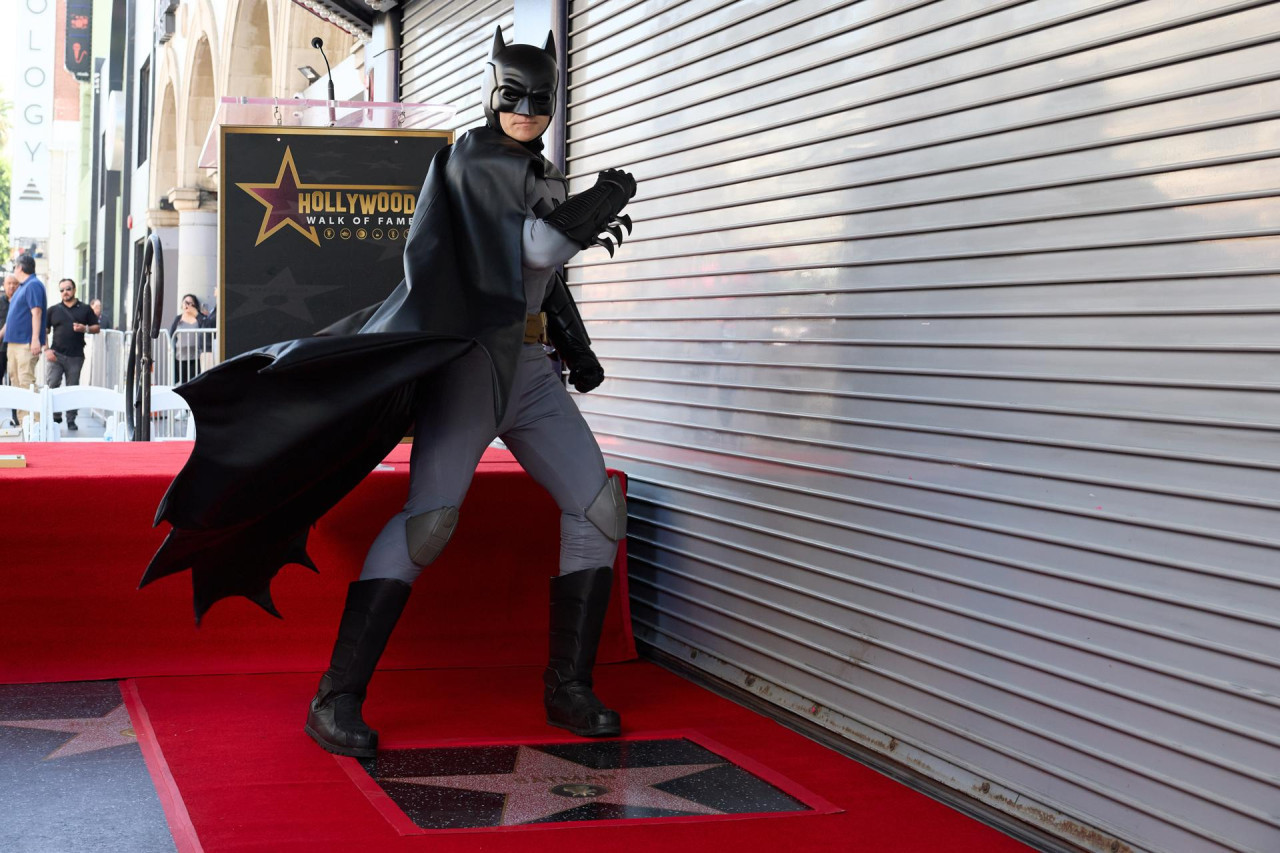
[254,3,1280,851]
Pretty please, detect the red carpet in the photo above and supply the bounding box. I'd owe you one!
[127,664,1035,852]
[0,443,633,683]
[8,443,1035,851]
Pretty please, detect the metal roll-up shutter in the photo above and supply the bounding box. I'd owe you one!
[564,2,1280,851]
[399,0,514,132]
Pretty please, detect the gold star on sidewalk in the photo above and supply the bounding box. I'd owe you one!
[0,703,138,760]
[388,745,725,825]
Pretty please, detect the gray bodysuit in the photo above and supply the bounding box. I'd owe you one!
[359,159,617,583]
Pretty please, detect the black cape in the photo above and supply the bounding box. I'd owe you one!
[141,127,557,622]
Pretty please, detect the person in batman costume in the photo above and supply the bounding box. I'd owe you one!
[140,29,637,756]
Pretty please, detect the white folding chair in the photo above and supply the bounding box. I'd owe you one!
[0,385,46,441]
[44,385,127,442]
[149,385,196,440]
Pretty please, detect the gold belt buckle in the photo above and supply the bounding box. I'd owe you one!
[524,312,547,344]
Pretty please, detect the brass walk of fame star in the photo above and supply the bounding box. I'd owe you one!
[236,146,418,248]
[0,703,137,760]
[388,745,725,825]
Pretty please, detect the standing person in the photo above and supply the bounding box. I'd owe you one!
[142,30,636,758]
[200,288,217,331]
[170,294,203,383]
[0,274,12,387]
[90,298,112,330]
[44,279,100,430]
[0,275,18,426]
[0,255,47,424]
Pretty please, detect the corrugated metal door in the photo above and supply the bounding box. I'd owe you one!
[564,2,1280,851]
[399,0,515,132]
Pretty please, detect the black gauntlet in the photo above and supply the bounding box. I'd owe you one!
[543,273,604,393]
[544,168,637,256]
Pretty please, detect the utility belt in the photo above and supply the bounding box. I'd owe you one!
[523,312,548,344]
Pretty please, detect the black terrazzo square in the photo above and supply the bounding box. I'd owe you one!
[355,735,818,830]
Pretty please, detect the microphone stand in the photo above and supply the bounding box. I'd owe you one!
[312,37,336,125]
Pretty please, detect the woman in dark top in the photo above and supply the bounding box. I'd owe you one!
[170,294,204,384]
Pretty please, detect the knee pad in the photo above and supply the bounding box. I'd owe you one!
[405,506,459,566]
[584,475,626,542]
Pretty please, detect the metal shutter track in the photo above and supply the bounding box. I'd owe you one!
[565,1,1280,851]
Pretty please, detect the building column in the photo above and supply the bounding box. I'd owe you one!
[515,0,567,170]
[168,188,218,323]
[369,10,400,127]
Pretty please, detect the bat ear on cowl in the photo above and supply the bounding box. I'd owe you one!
[543,31,556,57]
[491,26,506,57]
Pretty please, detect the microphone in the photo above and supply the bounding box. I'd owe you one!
[312,37,336,121]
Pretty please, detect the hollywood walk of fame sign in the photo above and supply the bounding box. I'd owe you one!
[219,126,451,359]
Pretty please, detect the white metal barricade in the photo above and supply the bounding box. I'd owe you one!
[155,327,219,386]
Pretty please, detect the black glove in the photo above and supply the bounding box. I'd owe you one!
[544,168,637,255]
[543,273,604,393]
[596,168,637,202]
[565,347,604,394]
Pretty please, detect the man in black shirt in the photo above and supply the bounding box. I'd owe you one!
[45,278,100,430]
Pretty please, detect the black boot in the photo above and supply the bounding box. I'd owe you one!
[544,567,621,737]
[305,578,411,757]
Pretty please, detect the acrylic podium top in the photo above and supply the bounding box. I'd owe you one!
[198,97,456,168]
